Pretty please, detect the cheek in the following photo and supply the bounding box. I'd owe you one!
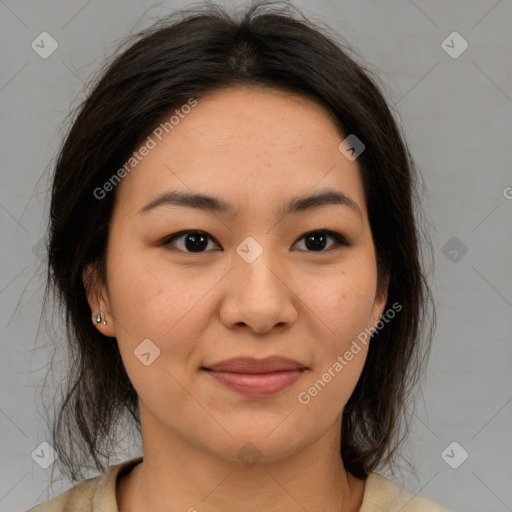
[297,255,378,414]
[106,234,198,334]
[105,239,221,379]
[296,350,367,426]
[105,246,201,411]
[301,260,378,345]
[296,270,375,418]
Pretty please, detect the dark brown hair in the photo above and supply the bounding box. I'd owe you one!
[42,0,435,482]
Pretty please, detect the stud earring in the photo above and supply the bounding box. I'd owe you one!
[94,313,108,326]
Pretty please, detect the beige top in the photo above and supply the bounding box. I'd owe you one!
[26,456,450,511]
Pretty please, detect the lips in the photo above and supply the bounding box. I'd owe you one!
[204,356,307,373]
[202,356,308,398]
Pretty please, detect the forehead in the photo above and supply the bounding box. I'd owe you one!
[114,86,367,223]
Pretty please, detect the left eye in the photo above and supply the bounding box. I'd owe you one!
[294,230,349,252]
[161,230,349,253]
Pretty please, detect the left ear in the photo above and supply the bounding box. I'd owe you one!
[369,274,390,329]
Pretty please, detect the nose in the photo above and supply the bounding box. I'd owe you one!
[219,253,298,335]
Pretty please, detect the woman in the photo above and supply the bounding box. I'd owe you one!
[28,2,449,510]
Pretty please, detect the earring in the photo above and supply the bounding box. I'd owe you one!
[94,313,108,326]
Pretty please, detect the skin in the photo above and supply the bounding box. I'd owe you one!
[84,86,388,512]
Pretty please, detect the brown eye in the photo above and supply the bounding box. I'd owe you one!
[161,229,349,254]
[294,230,349,252]
[162,231,220,253]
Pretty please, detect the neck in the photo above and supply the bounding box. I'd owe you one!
[117,410,365,512]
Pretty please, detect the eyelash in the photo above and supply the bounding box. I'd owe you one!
[160,229,350,254]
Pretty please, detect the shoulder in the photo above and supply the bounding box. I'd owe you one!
[360,472,452,512]
[25,475,103,512]
[25,456,143,512]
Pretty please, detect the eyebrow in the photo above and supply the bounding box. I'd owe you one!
[137,188,362,220]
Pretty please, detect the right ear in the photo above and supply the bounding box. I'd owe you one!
[82,263,116,337]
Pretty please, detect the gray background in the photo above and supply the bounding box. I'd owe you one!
[1,1,511,511]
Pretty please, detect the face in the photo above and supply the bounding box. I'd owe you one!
[84,86,388,464]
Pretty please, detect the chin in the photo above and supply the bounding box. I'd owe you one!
[200,425,309,465]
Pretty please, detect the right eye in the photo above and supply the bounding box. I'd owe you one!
[161,230,221,253]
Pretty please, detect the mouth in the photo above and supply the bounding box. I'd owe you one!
[201,356,308,398]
